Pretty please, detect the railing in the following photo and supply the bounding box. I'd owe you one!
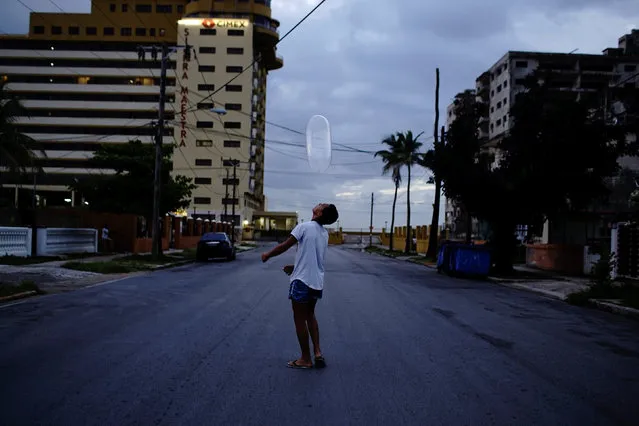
[36,228,98,256]
[0,226,32,257]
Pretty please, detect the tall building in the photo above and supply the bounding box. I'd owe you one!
[0,0,282,227]
[443,29,639,239]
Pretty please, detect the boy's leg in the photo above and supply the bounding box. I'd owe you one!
[307,299,322,358]
[291,301,313,367]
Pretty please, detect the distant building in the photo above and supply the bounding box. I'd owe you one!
[444,29,639,241]
[0,0,283,228]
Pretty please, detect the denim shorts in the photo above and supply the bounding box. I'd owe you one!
[289,280,323,303]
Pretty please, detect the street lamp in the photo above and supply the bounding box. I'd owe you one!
[210,107,227,115]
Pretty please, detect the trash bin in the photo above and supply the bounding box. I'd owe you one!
[437,243,491,278]
[453,244,491,277]
[437,242,463,274]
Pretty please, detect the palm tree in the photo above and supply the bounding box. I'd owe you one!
[396,130,424,253]
[0,82,43,181]
[374,135,403,251]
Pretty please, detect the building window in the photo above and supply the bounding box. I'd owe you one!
[496,119,502,126]
[52,26,62,35]
[222,198,239,205]
[223,178,240,185]
[226,66,243,73]
[194,177,212,185]
[136,28,147,36]
[223,159,240,167]
[625,64,637,72]
[198,65,215,72]
[503,80,508,88]
[149,28,156,36]
[200,28,217,35]
[196,140,213,147]
[104,27,115,36]
[195,159,213,166]
[490,106,494,113]
[197,103,215,110]
[156,5,172,13]
[227,47,244,55]
[225,103,242,111]
[196,121,214,129]
[228,29,244,36]
[109,4,116,12]
[496,101,502,109]
[68,26,80,35]
[515,60,528,68]
[199,47,216,54]
[159,28,166,36]
[515,78,525,85]
[226,85,242,92]
[503,98,508,105]
[198,84,215,91]
[224,140,241,148]
[33,26,45,34]
[121,27,132,36]
[194,197,212,204]
[136,4,152,13]
[86,26,97,35]
[177,5,184,13]
[224,122,241,129]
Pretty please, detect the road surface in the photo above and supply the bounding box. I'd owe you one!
[1,245,638,425]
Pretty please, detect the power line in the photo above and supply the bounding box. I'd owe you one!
[184,0,329,113]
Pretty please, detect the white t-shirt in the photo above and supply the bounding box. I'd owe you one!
[289,221,328,290]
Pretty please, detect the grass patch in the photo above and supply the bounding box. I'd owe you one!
[0,280,45,298]
[567,283,639,309]
[407,256,437,266]
[116,254,184,264]
[62,260,153,274]
[0,255,59,265]
[172,248,197,259]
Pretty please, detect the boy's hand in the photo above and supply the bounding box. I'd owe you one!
[282,265,294,275]
[261,252,269,263]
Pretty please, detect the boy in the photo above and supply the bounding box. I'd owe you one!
[261,203,339,370]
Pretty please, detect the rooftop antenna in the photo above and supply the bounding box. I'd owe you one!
[568,48,579,54]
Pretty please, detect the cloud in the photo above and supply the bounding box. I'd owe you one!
[2,0,639,228]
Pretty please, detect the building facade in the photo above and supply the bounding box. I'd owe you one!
[444,29,639,239]
[0,0,282,227]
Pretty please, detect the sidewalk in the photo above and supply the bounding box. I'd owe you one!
[366,245,639,319]
[0,249,189,297]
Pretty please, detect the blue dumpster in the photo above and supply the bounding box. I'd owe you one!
[454,245,491,277]
[437,243,491,277]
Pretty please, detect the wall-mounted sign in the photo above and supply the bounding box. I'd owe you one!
[178,18,249,29]
[179,26,190,148]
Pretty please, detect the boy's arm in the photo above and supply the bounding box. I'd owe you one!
[261,236,298,262]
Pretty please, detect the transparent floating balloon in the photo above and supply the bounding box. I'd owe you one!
[306,115,332,173]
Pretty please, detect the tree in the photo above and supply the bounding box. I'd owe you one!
[374,135,403,251]
[395,131,424,253]
[69,140,196,219]
[437,90,490,243]
[441,75,636,273]
[0,82,44,180]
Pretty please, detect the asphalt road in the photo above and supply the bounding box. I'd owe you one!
[1,245,638,426]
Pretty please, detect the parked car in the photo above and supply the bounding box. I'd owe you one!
[196,232,236,261]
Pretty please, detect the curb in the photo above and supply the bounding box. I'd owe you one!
[0,290,38,303]
[487,279,567,301]
[590,300,639,320]
[151,259,196,271]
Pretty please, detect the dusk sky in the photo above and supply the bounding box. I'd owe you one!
[2,0,638,229]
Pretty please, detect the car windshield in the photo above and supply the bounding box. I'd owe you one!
[201,233,227,241]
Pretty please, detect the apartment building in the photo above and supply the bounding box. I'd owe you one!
[0,0,282,227]
[443,29,639,238]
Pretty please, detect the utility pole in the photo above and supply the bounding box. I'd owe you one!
[369,192,374,247]
[426,68,442,259]
[231,159,238,245]
[224,167,230,223]
[150,43,169,260]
